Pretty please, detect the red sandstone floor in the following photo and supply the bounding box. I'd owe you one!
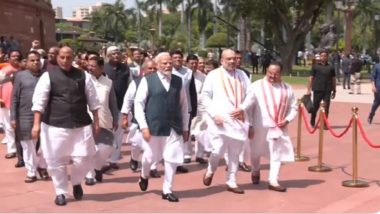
[1,101,380,212]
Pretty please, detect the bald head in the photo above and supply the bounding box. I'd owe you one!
[221,49,237,71]
[57,46,74,71]
[154,52,172,76]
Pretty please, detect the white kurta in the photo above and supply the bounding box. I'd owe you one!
[242,78,297,162]
[134,71,189,164]
[201,67,251,141]
[32,71,100,159]
[172,66,193,113]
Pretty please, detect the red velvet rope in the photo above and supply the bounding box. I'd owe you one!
[300,106,320,134]
[357,119,380,148]
[322,113,353,138]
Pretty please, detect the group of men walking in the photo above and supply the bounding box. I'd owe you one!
[1,44,300,206]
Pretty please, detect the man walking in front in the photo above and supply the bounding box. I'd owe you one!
[134,52,189,202]
[31,46,100,206]
[201,49,250,194]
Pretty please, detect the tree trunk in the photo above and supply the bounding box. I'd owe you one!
[181,1,185,33]
[158,3,163,38]
[238,15,245,51]
[187,10,192,52]
[200,29,206,49]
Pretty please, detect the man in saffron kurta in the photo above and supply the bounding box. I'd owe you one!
[232,62,297,192]
[31,47,100,206]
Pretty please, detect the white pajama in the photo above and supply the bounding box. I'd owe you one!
[141,129,184,194]
[0,108,16,153]
[86,143,113,179]
[20,139,47,177]
[110,112,125,163]
[46,156,92,195]
[206,134,244,188]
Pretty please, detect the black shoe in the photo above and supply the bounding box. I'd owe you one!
[37,168,50,181]
[183,158,191,164]
[5,152,16,159]
[73,184,83,200]
[195,157,207,164]
[138,176,148,191]
[109,163,119,170]
[101,164,111,173]
[149,169,161,178]
[368,117,373,124]
[238,162,251,172]
[176,166,189,173]
[95,169,103,182]
[251,171,260,184]
[162,193,179,202]
[85,178,95,186]
[15,160,25,168]
[55,194,66,206]
[130,158,138,171]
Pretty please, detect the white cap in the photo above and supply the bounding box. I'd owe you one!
[106,46,119,55]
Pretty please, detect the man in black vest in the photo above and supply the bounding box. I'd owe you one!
[31,46,100,206]
[134,52,189,202]
[104,46,132,170]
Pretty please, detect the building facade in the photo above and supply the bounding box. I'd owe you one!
[0,0,56,54]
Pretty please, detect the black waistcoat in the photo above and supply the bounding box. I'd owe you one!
[145,72,183,136]
[42,67,92,128]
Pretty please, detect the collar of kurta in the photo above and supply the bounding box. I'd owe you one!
[157,71,171,80]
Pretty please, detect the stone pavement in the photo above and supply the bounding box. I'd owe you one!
[1,82,380,212]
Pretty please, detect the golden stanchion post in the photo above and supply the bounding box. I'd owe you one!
[295,99,309,161]
[342,107,369,187]
[308,101,332,172]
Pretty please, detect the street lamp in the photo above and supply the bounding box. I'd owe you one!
[334,0,358,55]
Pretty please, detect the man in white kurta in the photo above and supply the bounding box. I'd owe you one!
[31,47,100,206]
[235,62,297,192]
[186,54,207,163]
[121,59,161,177]
[172,50,197,169]
[85,57,119,185]
[202,49,251,194]
[134,52,189,202]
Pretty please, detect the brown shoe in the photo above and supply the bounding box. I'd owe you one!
[5,152,16,159]
[227,186,245,194]
[203,172,213,186]
[268,184,287,192]
[251,171,260,184]
[24,176,37,183]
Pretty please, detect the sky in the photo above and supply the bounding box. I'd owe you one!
[51,0,136,18]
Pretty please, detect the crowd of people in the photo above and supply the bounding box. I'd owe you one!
[1,38,379,207]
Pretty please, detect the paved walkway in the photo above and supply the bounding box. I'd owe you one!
[1,83,380,212]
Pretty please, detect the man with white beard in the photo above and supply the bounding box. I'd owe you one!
[134,52,189,202]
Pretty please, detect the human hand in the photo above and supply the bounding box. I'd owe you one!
[213,115,224,126]
[31,124,40,140]
[248,126,254,139]
[182,131,189,142]
[142,128,151,142]
[277,120,289,128]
